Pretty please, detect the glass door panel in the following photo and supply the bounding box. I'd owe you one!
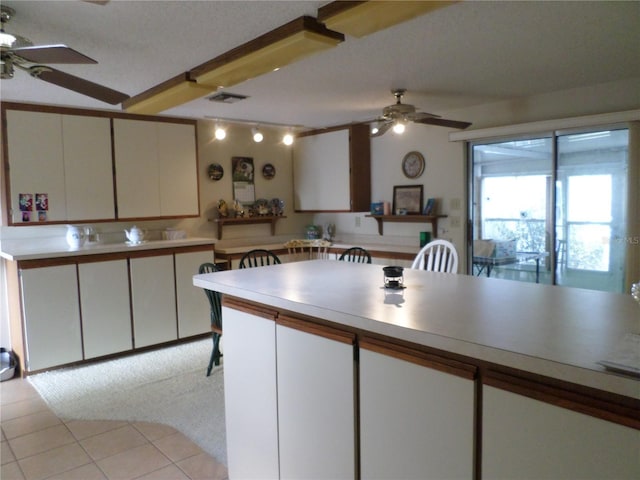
[471,137,553,284]
[556,129,628,292]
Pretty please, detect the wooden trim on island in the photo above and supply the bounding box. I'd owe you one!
[483,369,640,430]
[278,315,355,345]
[360,336,477,380]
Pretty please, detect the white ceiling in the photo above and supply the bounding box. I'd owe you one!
[1,0,639,130]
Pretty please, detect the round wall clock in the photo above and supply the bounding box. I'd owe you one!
[402,151,425,179]
[208,163,224,181]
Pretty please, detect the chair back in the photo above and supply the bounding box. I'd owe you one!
[411,239,459,273]
[198,263,222,330]
[338,247,372,264]
[239,249,282,268]
[284,239,330,261]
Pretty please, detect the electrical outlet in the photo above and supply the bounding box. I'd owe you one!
[450,216,461,228]
[450,198,461,210]
[355,216,361,227]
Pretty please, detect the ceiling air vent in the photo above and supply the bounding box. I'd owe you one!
[207,92,249,103]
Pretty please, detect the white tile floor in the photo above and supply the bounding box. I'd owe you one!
[1,377,228,480]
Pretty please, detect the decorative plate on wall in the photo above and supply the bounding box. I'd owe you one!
[402,151,425,179]
[208,163,224,181]
[262,163,276,179]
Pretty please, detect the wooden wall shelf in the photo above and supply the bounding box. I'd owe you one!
[211,216,286,239]
[365,215,447,236]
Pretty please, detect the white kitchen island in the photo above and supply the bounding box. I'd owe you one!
[193,260,639,480]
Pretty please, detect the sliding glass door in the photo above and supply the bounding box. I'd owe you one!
[470,128,629,293]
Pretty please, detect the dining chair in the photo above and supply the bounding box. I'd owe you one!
[411,239,459,273]
[284,239,331,261]
[198,262,223,376]
[338,246,372,264]
[239,249,282,268]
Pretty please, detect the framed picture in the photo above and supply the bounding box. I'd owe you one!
[392,185,423,215]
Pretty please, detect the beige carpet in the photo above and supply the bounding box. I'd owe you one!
[28,339,227,466]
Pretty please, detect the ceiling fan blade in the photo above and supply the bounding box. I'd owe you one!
[370,121,393,137]
[413,111,441,121]
[30,66,129,104]
[12,44,97,64]
[414,117,472,129]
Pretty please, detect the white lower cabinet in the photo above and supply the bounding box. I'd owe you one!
[482,385,640,479]
[276,319,356,479]
[175,250,213,338]
[359,341,476,479]
[78,260,132,358]
[130,255,177,348]
[222,304,279,479]
[20,265,83,371]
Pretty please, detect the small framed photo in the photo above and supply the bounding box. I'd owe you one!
[392,185,423,215]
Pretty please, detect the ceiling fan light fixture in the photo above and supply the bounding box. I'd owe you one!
[252,127,264,143]
[0,30,16,48]
[392,121,406,134]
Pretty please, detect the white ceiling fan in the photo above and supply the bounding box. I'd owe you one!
[370,89,472,137]
[0,4,128,105]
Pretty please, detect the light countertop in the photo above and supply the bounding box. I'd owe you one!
[194,259,640,399]
[0,237,216,261]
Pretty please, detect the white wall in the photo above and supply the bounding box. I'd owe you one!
[175,120,313,242]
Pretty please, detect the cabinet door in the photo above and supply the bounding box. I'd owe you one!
[7,110,66,223]
[175,250,213,338]
[62,115,115,220]
[483,385,640,479]
[222,304,279,479]
[157,122,199,217]
[113,119,161,218]
[130,255,177,347]
[294,129,351,211]
[276,318,356,479]
[78,260,132,358]
[360,341,476,479]
[20,265,82,371]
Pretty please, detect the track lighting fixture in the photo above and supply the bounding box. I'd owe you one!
[252,127,264,143]
[214,125,227,140]
[283,133,294,146]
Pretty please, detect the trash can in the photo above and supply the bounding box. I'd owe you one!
[0,348,17,381]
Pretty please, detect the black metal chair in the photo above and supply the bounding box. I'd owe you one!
[338,246,372,264]
[199,262,223,376]
[239,249,282,268]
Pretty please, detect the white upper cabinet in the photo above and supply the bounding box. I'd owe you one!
[293,124,371,212]
[114,118,199,219]
[6,110,115,224]
[157,122,199,217]
[7,110,66,223]
[294,129,351,211]
[113,118,161,218]
[4,104,199,224]
[62,115,115,220]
